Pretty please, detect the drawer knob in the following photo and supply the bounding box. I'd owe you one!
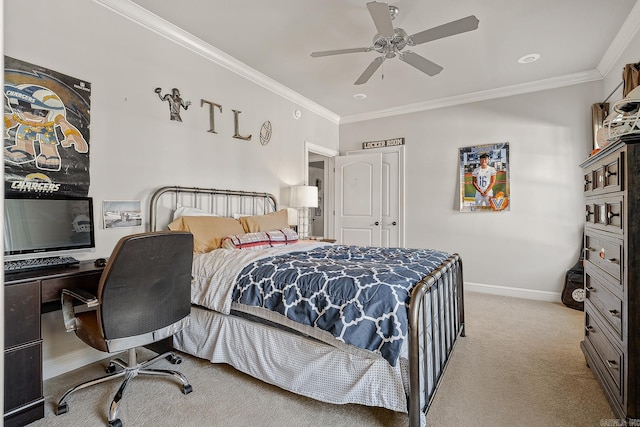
[599,248,606,259]
[585,285,595,292]
[585,325,595,333]
[606,360,619,370]
[608,309,621,318]
[605,170,617,178]
[607,211,619,220]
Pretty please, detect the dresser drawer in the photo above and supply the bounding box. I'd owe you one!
[584,309,624,405]
[584,231,622,284]
[583,149,623,195]
[585,268,623,339]
[585,195,623,234]
[4,281,41,349]
[4,343,43,414]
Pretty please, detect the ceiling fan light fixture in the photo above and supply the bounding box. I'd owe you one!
[518,53,540,64]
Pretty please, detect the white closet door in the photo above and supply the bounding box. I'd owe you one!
[381,150,400,247]
[334,153,382,246]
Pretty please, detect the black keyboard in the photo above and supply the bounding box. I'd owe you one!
[4,256,80,273]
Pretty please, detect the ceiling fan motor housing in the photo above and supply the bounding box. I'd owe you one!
[373,28,408,57]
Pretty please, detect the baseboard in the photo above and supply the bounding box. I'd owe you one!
[43,348,110,380]
[464,282,561,303]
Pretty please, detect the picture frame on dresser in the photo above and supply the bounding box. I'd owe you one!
[580,134,640,423]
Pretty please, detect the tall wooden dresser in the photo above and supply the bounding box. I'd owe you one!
[580,134,639,421]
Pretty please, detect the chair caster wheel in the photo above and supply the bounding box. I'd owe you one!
[109,418,122,427]
[105,363,117,373]
[55,402,68,415]
[166,354,182,364]
[182,384,193,395]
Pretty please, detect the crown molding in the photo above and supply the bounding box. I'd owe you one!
[339,70,603,124]
[92,0,340,124]
[597,0,640,78]
[93,0,635,126]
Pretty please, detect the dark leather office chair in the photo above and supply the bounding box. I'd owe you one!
[55,231,194,427]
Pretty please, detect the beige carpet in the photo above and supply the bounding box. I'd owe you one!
[29,291,613,427]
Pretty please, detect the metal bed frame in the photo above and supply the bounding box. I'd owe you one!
[149,185,465,427]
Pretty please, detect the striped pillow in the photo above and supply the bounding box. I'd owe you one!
[221,228,298,251]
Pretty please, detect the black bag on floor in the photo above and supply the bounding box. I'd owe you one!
[561,260,584,311]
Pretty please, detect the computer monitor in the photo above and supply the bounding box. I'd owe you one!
[4,195,96,261]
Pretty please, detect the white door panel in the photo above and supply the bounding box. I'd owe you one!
[335,147,403,248]
[341,228,375,247]
[381,151,400,247]
[335,153,382,246]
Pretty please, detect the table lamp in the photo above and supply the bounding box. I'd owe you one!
[289,185,318,239]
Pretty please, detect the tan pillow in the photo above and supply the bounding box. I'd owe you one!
[240,209,289,233]
[168,216,244,253]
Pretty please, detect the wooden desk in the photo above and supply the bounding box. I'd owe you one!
[3,260,103,427]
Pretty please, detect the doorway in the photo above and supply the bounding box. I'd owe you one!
[308,159,325,237]
[305,142,339,240]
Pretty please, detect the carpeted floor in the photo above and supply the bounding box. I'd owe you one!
[29,291,614,427]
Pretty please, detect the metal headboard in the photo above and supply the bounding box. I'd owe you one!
[150,186,278,231]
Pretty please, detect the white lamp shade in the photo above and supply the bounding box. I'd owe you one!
[289,185,318,208]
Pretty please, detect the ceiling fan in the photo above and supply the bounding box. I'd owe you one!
[310,1,479,85]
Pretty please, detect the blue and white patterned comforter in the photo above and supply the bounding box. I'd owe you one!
[231,244,449,366]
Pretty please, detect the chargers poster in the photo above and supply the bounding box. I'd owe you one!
[459,142,510,212]
[4,56,91,196]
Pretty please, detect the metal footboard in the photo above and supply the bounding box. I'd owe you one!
[408,253,464,427]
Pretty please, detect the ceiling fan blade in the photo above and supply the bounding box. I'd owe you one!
[399,51,443,76]
[311,47,371,57]
[355,56,385,85]
[409,15,479,45]
[367,2,395,38]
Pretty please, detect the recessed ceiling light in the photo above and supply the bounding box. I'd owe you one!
[353,93,367,100]
[518,53,540,64]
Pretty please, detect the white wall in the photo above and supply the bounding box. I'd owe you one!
[339,82,601,298]
[4,0,339,378]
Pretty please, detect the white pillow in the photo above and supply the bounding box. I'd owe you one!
[172,203,217,220]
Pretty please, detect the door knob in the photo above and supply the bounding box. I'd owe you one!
[373,221,380,226]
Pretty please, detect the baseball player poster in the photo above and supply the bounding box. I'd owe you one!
[459,142,510,212]
[4,56,91,197]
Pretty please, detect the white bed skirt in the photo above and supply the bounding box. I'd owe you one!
[174,305,410,414]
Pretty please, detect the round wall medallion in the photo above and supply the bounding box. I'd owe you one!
[260,121,272,145]
[293,109,302,119]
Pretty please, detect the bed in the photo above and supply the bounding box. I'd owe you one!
[150,186,465,427]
